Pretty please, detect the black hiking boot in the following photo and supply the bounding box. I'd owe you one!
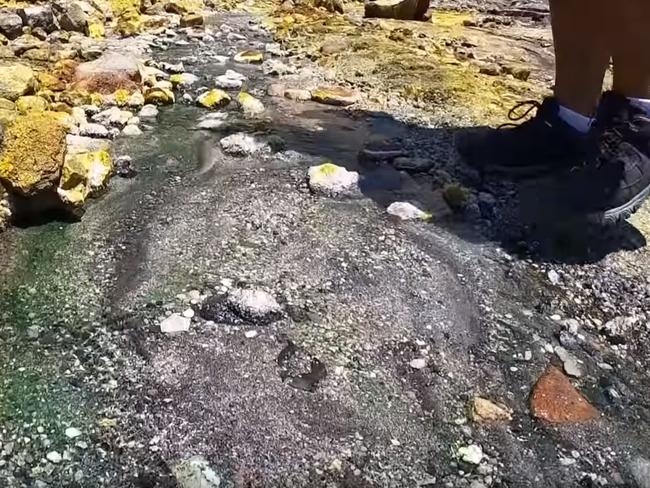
[456,97,590,179]
[520,92,650,224]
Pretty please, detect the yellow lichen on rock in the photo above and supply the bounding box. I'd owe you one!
[0,112,68,196]
[144,87,175,105]
[113,88,130,106]
[88,21,106,39]
[58,150,113,205]
[15,95,49,114]
[0,63,37,101]
[197,89,230,109]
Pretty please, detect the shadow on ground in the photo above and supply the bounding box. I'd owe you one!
[218,101,647,265]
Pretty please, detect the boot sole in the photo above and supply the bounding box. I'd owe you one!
[591,182,650,224]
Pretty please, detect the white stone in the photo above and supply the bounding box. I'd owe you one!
[227,288,281,321]
[307,163,360,198]
[457,444,483,465]
[79,123,109,138]
[244,330,258,338]
[46,451,62,463]
[215,69,246,89]
[387,202,431,221]
[139,105,159,119]
[409,358,427,369]
[122,124,142,136]
[160,313,191,333]
[65,427,82,439]
[219,133,270,156]
[182,308,195,319]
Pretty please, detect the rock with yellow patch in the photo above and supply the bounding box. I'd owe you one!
[58,149,113,206]
[169,73,199,87]
[144,87,175,105]
[15,95,49,114]
[238,92,264,116]
[89,22,105,39]
[307,162,361,198]
[0,112,68,196]
[115,8,142,37]
[469,397,512,424]
[0,109,17,126]
[163,0,204,15]
[37,72,66,92]
[113,88,130,107]
[197,89,230,109]
[233,50,264,64]
[311,86,360,106]
[0,63,36,101]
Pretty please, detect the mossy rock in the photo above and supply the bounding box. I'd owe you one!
[0,112,68,196]
[144,86,175,105]
[197,89,230,109]
[233,50,264,64]
[15,95,49,114]
[58,150,113,206]
[442,183,471,210]
[0,63,37,102]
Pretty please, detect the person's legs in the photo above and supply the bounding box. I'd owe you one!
[550,0,610,118]
[611,0,650,110]
[456,0,610,177]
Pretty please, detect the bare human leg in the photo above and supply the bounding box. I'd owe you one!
[550,0,611,116]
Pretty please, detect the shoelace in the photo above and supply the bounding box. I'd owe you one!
[497,100,542,129]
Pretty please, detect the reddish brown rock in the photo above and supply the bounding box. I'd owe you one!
[530,366,598,424]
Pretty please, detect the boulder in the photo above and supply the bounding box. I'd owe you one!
[173,456,221,488]
[0,63,36,101]
[169,73,199,87]
[0,11,23,40]
[215,70,245,89]
[11,34,42,56]
[314,0,344,13]
[59,2,89,34]
[76,51,142,83]
[0,113,68,196]
[57,149,112,205]
[364,0,430,20]
[17,5,56,32]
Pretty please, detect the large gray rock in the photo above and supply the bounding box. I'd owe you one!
[0,11,24,40]
[364,0,430,20]
[59,2,89,34]
[17,5,56,32]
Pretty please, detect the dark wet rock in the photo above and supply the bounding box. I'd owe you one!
[17,5,55,33]
[364,0,430,20]
[115,156,137,178]
[277,341,327,392]
[0,11,24,40]
[392,156,431,171]
[59,2,89,34]
[477,191,496,219]
[200,288,282,325]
